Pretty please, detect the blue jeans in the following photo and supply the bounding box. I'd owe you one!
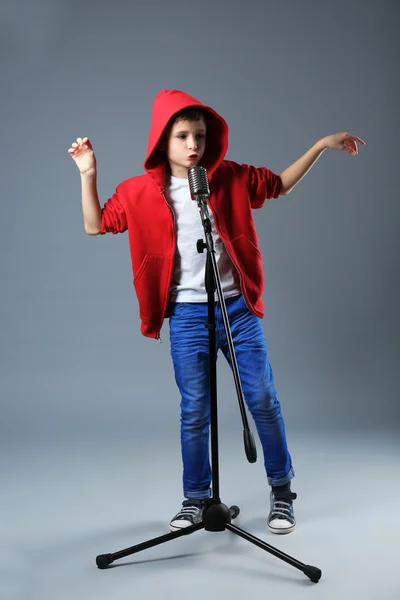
[168,294,294,499]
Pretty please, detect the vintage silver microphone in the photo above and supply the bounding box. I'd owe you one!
[188,166,210,202]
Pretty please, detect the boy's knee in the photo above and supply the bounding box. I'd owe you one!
[249,392,280,415]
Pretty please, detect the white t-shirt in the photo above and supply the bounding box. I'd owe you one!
[166,175,241,302]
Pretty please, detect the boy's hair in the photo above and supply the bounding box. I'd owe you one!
[169,106,207,127]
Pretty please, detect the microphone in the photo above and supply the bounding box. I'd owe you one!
[188,166,210,201]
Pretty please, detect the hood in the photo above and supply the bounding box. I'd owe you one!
[144,89,229,188]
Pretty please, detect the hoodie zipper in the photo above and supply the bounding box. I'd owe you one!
[157,189,177,343]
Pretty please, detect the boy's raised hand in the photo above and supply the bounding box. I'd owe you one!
[320,132,366,155]
[68,137,97,175]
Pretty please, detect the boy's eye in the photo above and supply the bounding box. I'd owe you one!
[176,134,205,140]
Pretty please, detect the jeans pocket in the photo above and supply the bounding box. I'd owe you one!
[170,302,189,317]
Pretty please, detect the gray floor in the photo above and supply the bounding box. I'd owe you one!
[2,430,399,600]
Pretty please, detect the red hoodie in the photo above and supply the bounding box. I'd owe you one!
[100,89,282,339]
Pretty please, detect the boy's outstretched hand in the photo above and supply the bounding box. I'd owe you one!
[68,137,97,175]
[279,131,366,194]
[319,132,366,155]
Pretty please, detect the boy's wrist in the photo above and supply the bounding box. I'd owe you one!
[314,138,328,153]
[80,168,97,178]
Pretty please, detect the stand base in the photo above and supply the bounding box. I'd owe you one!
[96,499,322,583]
[202,497,238,531]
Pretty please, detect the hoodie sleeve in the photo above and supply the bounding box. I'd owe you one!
[100,185,128,235]
[245,164,282,209]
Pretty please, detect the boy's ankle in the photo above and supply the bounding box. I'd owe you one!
[271,481,291,493]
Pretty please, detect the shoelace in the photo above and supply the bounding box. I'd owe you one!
[176,504,203,518]
[270,491,297,520]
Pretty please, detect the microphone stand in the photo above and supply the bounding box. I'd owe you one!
[95,190,322,584]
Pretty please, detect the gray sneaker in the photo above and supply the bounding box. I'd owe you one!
[169,499,204,532]
[267,489,297,534]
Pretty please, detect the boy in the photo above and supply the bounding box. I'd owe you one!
[68,89,364,534]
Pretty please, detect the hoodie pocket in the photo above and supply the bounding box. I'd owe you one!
[230,234,264,301]
[133,254,167,323]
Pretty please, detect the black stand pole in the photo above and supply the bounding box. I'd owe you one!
[95,196,322,584]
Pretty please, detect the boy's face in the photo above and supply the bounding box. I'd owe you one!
[165,117,206,179]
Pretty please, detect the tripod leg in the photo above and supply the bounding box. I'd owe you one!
[96,523,205,569]
[225,522,321,583]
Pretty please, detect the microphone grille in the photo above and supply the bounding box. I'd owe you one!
[188,166,210,200]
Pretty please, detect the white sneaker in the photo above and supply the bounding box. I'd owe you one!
[169,500,204,532]
[267,489,297,534]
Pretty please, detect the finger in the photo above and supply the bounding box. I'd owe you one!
[70,143,82,154]
[77,137,83,144]
[344,143,357,155]
[83,137,93,149]
[341,141,354,153]
[347,134,366,145]
[345,140,356,151]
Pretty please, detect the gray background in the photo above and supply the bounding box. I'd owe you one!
[1,1,399,599]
